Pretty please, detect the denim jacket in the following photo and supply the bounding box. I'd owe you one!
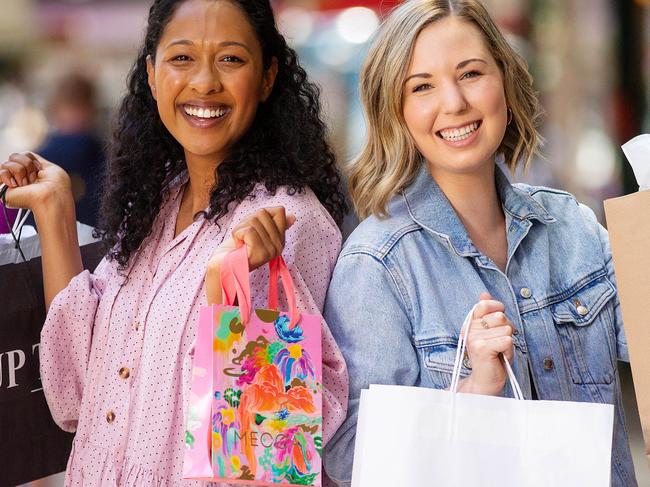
[323,164,636,486]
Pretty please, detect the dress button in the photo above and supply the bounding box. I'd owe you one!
[118,367,131,379]
[576,305,589,316]
[106,410,116,423]
[543,357,554,370]
[520,287,532,299]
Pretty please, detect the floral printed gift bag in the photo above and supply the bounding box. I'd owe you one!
[183,246,323,486]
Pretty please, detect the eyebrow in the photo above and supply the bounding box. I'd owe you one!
[404,58,488,84]
[164,40,252,53]
[457,58,487,69]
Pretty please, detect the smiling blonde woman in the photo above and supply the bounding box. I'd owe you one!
[323,1,637,486]
[349,0,541,220]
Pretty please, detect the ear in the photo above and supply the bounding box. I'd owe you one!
[146,55,157,100]
[260,57,278,102]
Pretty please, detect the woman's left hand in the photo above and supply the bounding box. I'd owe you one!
[205,207,296,304]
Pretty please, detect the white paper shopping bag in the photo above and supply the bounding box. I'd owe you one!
[352,308,615,487]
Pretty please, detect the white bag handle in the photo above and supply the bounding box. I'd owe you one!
[450,304,523,400]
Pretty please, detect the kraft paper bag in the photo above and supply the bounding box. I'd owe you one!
[603,134,650,465]
[604,190,650,465]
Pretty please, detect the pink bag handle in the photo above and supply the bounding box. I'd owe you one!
[268,255,300,329]
[220,245,252,325]
[220,247,300,328]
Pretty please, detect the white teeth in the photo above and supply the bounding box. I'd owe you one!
[184,105,228,119]
[439,122,479,141]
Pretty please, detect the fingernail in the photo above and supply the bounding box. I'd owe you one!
[22,177,28,186]
[10,177,17,187]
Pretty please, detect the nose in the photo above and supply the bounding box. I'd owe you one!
[439,80,468,114]
[189,59,223,95]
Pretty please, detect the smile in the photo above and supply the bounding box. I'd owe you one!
[437,121,481,142]
[183,104,230,120]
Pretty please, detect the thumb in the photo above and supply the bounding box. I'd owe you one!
[479,292,492,301]
[287,214,296,228]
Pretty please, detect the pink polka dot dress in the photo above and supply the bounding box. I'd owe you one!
[39,175,349,486]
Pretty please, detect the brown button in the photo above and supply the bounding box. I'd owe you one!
[106,410,116,423]
[118,367,130,379]
[543,357,554,370]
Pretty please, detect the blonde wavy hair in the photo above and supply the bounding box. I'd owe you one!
[349,0,543,219]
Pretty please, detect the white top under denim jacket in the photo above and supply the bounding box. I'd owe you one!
[323,164,636,487]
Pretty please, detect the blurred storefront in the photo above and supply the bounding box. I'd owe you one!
[0,0,648,221]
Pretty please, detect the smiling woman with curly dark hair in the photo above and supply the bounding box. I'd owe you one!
[97,0,347,269]
[0,0,349,484]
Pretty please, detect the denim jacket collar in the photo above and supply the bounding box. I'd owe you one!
[400,163,556,257]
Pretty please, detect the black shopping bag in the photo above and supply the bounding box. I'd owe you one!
[0,241,104,487]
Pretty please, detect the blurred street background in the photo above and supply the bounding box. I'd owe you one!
[1,0,649,485]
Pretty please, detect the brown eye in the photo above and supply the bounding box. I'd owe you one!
[413,83,432,93]
[221,55,244,63]
[170,55,192,62]
[461,70,481,80]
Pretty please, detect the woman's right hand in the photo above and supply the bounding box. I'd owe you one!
[1,152,82,310]
[457,292,515,396]
[0,152,72,212]
[205,207,296,305]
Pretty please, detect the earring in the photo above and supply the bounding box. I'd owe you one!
[507,107,513,125]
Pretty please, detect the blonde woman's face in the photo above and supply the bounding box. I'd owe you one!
[402,17,508,177]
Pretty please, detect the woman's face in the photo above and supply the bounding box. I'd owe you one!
[147,0,277,166]
[402,17,508,178]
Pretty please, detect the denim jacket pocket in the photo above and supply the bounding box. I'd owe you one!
[414,335,472,389]
[550,274,616,385]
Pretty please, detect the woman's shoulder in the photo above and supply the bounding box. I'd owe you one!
[236,183,338,231]
[512,182,596,221]
[512,183,579,216]
[341,208,421,261]
[512,182,604,240]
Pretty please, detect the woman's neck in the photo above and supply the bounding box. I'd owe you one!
[183,153,221,214]
[174,153,221,237]
[429,162,508,269]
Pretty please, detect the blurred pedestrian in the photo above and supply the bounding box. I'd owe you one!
[37,73,105,227]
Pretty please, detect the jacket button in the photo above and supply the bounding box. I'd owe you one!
[520,288,532,299]
[543,357,554,370]
[106,410,116,423]
[576,305,589,316]
[118,367,130,379]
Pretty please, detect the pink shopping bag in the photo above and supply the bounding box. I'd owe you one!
[183,246,323,486]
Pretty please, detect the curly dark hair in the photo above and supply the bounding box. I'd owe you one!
[94,0,348,269]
